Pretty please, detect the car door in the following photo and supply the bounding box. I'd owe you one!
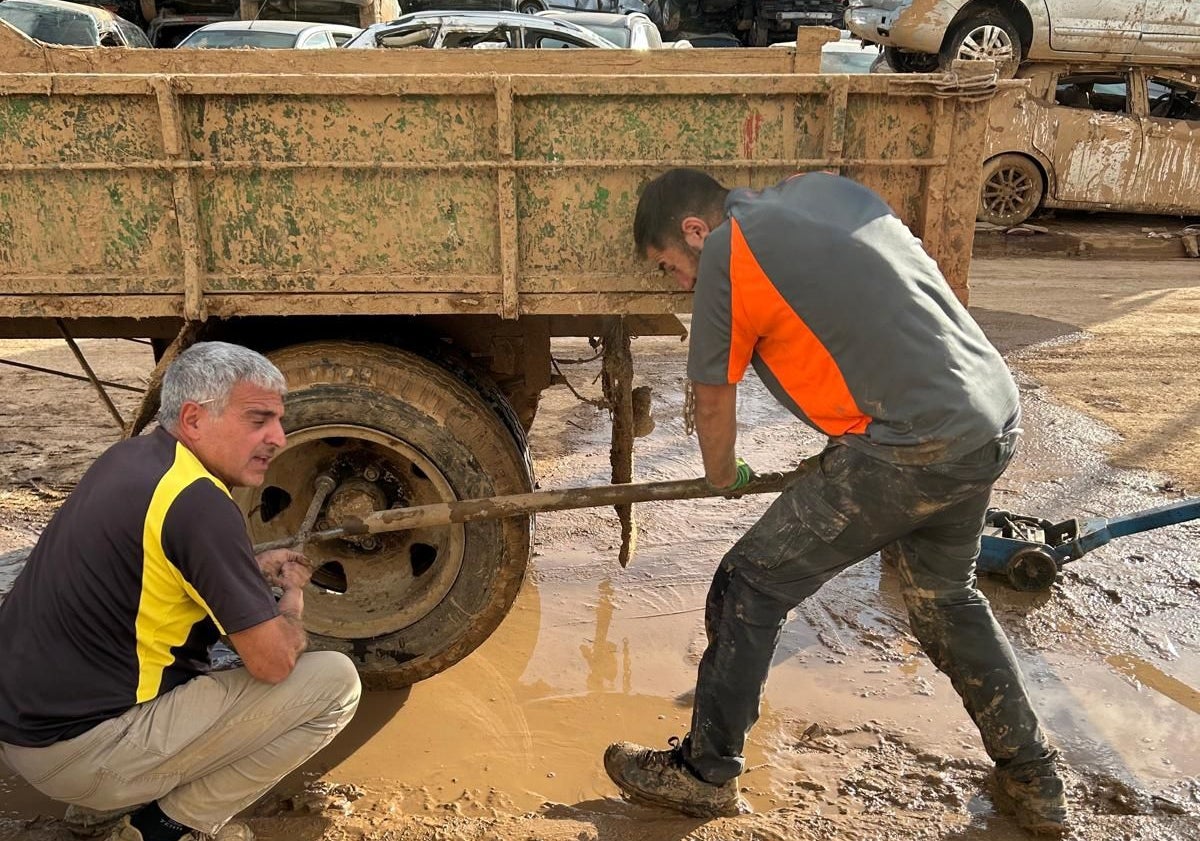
[1046,0,1143,56]
[1134,70,1200,212]
[1039,70,1145,206]
[1136,0,1200,58]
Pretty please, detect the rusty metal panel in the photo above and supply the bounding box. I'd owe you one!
[0,28,1000,326]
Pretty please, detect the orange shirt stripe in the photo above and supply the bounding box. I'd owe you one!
[728,219,871,437]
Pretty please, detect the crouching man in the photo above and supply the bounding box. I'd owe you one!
[0,341,361,841]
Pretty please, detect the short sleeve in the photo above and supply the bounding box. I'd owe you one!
[687,223,756,384]
[162,480,279,635]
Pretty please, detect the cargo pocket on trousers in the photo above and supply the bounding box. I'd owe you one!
[790,486,852,547]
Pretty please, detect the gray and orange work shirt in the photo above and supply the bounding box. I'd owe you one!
[688,173,1019,465]
[0,427,278,748]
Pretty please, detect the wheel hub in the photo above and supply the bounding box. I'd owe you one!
[958,24,1013,62]
[237,424,465,639]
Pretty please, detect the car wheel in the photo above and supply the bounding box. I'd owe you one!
[883,46,939,73]
[939,10,1021,78]
[978,154,1044,227]
[517,0,544,12]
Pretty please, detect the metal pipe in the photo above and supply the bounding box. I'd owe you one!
[55,320,126,432]
[0,358,145,393]
[253,468,801,553]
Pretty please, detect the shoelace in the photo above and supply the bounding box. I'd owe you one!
[639,736,687,772]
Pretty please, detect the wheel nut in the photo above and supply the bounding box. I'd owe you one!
[362,466,381,482]
[316,519,330,531]
[360,536,379,551]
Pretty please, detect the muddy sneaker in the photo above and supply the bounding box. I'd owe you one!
[992,758,1068,836]
[65,804,133,838]
[604,737,749,819]
[102,817,144,841]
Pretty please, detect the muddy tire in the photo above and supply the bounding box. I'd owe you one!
[978,154,1044,227]
[883,46,939,73]
[238,342,533,689]
[517,0,544,12]
[939,10,1021,78]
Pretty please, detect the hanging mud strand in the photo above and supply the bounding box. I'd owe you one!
[684,379,696,437]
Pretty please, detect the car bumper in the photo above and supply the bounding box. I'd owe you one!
[844,1,960,53]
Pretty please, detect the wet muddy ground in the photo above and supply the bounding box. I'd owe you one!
[1,253,1199,840]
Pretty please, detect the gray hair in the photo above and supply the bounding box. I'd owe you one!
[157,341,287,432]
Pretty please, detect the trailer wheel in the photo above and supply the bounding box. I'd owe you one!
[237,342,533,689]
[1004,548,1059,592]
[978,154,1044,227]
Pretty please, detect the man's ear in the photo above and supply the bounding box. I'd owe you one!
[176,402,204,441]
[680,215,711,250]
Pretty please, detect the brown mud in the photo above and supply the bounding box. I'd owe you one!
[2,255,1199,840]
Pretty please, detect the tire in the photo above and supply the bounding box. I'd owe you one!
[883,46,939,73]
[517,0,543,13]
[978,154,1044,227]
[939,10,1021,78]
[238,342,533,689]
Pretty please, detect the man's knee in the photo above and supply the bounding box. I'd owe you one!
[289,651,362,722]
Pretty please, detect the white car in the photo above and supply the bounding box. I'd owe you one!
[845,1,1200,76]
[176,19,363,48]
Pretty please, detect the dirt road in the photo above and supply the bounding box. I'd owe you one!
[1,254,1198,841]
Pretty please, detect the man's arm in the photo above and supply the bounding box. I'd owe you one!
[693,381,739,488]
[229,560,309,684]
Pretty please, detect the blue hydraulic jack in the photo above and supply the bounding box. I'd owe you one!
[977,497,1200,591]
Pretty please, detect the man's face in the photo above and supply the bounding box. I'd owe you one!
[648,240,703,291]
[187,381,286,488]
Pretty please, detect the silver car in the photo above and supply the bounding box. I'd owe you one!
[176,20,364,48]
[344,10,618,48]
[845,1,1200,76]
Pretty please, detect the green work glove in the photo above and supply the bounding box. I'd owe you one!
[723,457,756,493]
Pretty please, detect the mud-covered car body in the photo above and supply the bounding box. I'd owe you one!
[0,0,149,44]
[979,63,1200,224]
[537,9,662,47]
[846,0,1200,71]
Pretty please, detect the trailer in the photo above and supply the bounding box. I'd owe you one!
[0,24,1002,686]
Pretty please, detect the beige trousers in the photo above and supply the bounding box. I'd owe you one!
[1,651,361,835]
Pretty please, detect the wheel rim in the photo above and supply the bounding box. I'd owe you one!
[957,24,1013,62]
[240,424,466,639]
[982,164,1037,220]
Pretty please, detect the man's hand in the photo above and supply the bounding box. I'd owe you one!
[256,548,310,590]
[710,457,756,494]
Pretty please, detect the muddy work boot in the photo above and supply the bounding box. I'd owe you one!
[992,756,1068,836]
[65,804,133,837]
[604,737,748,819]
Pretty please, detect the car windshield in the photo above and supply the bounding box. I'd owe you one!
[179,29,299,48]
[0,2,98,45]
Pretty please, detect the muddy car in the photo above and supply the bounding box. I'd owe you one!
[979,63,1200,226]
[0,0,150,44]
[344,10,618,47]
[846,1,1200,76]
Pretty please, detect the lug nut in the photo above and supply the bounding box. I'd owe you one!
[362,466,381,482]
[360,536,379,551]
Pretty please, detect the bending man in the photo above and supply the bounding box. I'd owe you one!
[603,170,1067,836]
[0,341,361,841]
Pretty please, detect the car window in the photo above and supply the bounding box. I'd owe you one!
[299,31,333,48]
[179,29,301,48]
[528,31,593,48]
[0,3,98,45]
[115,18,151,47]
[1054,74,1131,115]
[441,27,514,48]
[1146,76,1200,122]
[330,30,356,46]
[377,26,437,48]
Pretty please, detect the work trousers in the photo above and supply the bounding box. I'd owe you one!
[1,650,361,835]
[685,433,1053,785]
